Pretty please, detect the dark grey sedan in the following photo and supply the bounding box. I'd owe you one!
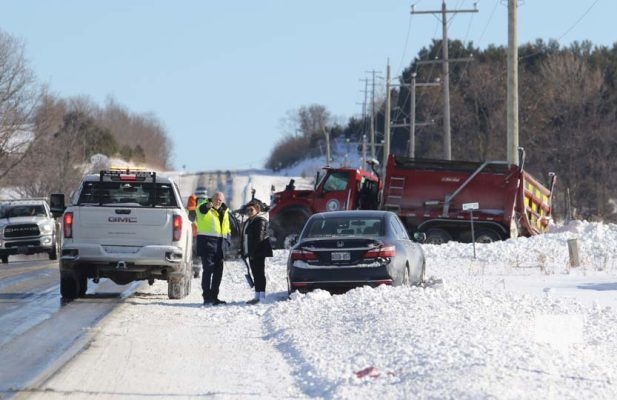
[287,210,425,295]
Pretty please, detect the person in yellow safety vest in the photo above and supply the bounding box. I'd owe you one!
[194,191,231,306]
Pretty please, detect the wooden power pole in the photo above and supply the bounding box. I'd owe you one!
[507,0,519,165]
[411,1,478,160]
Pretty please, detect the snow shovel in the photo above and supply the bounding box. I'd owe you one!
[242,257,255,288]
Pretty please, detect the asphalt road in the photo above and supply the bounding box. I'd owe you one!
[0,256,141,400]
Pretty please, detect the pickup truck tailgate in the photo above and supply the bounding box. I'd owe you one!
[72,207,174,246]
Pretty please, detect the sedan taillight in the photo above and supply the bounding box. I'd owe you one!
[63,212,73,238]
[364,245,395,258]
[172,215,183,241]
[290,248,318,261]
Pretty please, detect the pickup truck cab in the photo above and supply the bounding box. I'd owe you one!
[51,169,193,300]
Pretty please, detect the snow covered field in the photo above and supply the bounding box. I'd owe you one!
[24,220,617,399]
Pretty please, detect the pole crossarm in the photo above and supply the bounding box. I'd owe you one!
[411,8,478,15]
[416,58,474,65]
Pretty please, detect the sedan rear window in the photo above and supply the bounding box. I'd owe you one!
[305,218,382,238]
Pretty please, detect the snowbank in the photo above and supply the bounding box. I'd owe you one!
[25,221,617,399]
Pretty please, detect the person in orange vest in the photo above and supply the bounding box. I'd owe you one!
[194,191,231,306]
[186,194,200,276]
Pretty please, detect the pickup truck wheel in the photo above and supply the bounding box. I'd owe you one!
[1,255,8,264]
[192,261,201,278]
[60,274,79,299]
[168,277,186,300]
[49,244,59,260]
[425,229,452,245]
[184,275,192,296]
[78,273,88,297]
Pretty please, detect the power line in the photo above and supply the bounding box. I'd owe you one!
[556,0,601,43]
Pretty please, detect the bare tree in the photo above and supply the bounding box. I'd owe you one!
[298,104,331,138]
[96,98,172,169]
[0,30,45,182]
[452,61,507,160]
[10,95,87,198]
[526,51,609,219]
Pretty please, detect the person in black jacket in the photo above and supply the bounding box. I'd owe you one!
[241,200,273,304]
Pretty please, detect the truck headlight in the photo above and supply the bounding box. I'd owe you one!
[40,222,54,234]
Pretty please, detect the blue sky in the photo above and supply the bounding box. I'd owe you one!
[0,0,609,172]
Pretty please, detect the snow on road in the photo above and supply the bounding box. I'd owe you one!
[22,221,617,399]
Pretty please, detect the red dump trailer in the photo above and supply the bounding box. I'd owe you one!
[268,151,556,247]
[382,153,556,243]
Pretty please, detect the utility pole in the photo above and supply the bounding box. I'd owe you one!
[366,70,380,159]
[361,134,367,167]
[440,1,451,160]
[507,0,519,165]
[383,63,391,170]
[390,73,438,158]
[407,73,440,158]
[410,74,416,158]
[358,78,369,131]
[323,128,331,166]
[411,1,478,160]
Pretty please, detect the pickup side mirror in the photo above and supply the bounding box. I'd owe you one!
[49,193,66,218]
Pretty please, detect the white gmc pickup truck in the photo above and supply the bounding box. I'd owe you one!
[50,169,193,300]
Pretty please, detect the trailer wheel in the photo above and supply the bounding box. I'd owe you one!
[474,229,501,243]
[425,229,452,245]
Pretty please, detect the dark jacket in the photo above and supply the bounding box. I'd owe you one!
[241,215,273,259]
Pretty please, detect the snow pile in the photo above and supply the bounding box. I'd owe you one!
[27,220,617,399]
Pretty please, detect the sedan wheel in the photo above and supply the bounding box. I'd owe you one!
[416,262,426,287]
[403,266,410,286]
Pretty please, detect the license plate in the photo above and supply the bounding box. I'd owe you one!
[17,246,28,253]
[103,246,139,254]
[331,251,350,261]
